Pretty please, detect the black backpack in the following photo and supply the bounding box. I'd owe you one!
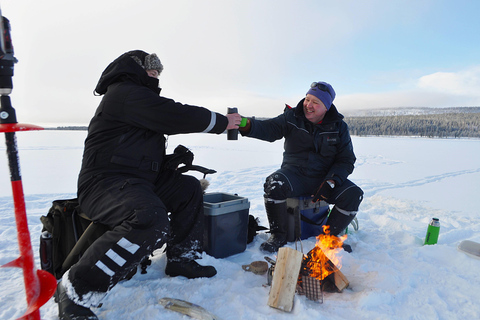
[39,199,108,279]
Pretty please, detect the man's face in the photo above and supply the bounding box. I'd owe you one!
[303,94,327,123]
[146,69,159,78]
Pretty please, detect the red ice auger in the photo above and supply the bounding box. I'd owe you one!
[0,10,57,320]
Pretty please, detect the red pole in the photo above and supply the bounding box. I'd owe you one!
[0,125,56,320]
[11,181,41,320]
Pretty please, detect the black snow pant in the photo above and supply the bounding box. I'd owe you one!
[264,166,363,212]
[69,169,204,304]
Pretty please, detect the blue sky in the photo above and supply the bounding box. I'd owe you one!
[2,0,480,125]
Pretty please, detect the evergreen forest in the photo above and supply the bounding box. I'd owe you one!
[345,110,480,138]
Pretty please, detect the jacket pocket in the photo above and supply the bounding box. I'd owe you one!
[319,133,339,157]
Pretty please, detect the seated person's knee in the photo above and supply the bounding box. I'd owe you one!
[129,207,169,231]
[337,186,364,212]
[263,173,290,200]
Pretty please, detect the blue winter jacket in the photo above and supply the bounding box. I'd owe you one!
[243,99,356,186]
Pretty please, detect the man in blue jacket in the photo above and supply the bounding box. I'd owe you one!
[240,81,363,253]
[56,50,242,320]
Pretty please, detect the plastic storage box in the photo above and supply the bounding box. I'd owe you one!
[203,192,250,258]
[286,196,329,241]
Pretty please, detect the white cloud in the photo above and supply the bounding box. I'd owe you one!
[335,66,480,111]
[417,66,480,96]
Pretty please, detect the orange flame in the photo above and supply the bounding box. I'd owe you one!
[306,225,347,280]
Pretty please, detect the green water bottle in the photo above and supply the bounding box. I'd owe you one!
[424,218,440,245]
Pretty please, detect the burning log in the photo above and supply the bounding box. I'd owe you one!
[298,226,349,301]
[267,247,303,312]
[299,248,349,293]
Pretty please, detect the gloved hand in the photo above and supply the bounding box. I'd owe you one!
[163,145,194,170]
[238,117,251,133]
[312,180,335,202]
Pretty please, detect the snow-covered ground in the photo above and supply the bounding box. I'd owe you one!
[1,130,480,320]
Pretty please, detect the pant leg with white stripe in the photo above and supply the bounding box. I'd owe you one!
[66,177,170,308]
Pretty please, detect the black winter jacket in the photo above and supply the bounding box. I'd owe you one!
[244,99,356,186]
[78,52,228,188]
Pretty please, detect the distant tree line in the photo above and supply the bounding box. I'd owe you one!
[47,109,480,138]
[345,112,480,138]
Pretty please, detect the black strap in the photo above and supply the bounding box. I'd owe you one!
[61,222,109,275]
[299,209,330,226]
[300,213,322,226]
[294,207,301,239]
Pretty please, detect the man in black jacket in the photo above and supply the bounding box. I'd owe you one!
[240,81,363,253]
[56,50,242,320]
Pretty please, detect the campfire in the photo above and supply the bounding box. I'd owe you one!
[298,226,349,302]
[267,226,350,312]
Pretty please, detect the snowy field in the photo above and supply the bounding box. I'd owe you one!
[1,130,480,320]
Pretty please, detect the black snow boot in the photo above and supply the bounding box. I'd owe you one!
[55,280,98,320]
[325,206,356,236]
[260,199,288,253]
[165,260,217,279]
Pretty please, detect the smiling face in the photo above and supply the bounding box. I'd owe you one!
[303,94,328,123]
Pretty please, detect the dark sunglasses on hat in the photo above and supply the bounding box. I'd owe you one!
[310,82,329,91]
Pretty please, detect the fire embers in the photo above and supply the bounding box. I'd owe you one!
[297,226,349,302]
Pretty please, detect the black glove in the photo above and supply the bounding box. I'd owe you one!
[312,180,334,202]
[163,145,194,170]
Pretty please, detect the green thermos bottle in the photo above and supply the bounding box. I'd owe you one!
[424,218,440,245]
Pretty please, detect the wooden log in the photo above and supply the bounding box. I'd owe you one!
[324,252,349,292]
[267,247,304,312]
[333,267,349,292]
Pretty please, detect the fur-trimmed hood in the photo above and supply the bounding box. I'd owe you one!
[94,51,161,96]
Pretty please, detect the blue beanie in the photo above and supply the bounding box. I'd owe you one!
[306,81,336,110]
